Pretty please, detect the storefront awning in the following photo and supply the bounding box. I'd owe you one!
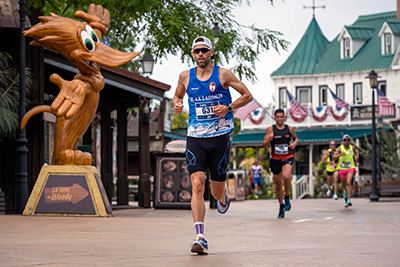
[231,125,392,146]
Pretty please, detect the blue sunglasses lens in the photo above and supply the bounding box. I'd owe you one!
[193,48,210,54]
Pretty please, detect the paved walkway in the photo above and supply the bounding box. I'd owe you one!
[1,198,399,266]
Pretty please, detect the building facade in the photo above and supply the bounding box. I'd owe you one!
[232,9,400,198]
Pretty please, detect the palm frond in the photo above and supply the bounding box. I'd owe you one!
[0,50,34,143]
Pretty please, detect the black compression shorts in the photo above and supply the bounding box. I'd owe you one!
[186,134,230,182]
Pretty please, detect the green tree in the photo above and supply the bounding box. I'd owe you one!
[27,0,289,81]
[172,110,189,130]
[0,51,34,144]
[170,100,188,130]
[356,129,400,180]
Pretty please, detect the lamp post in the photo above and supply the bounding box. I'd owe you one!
[212,23,221,43]
[365,70,380,202]
[140,53,155,76]
[377,117,383,183]
[139,97,151,208]
[212,23,221,65]
[16,0,29,214]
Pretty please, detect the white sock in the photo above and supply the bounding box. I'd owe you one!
[194,222,204,239]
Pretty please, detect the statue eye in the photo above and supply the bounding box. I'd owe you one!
[81,30,95,52]
[86,25,98,43]
[80,25,99,52]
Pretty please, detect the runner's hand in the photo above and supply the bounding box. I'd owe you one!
[174,100,183,115]
[268,131,274,140]
[212,105,227,117]
[289,141,296,150]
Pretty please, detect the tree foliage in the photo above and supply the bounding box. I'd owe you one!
[27,0,289,81]
[0,51,34,143]
[356,129,400,180]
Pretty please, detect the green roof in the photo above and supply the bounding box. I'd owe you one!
[345,26,374,39]
[164,132,186,140]
[387,21,400,34]
[271,18,329,76]
[272,11,398,76]
[231,126,391,145]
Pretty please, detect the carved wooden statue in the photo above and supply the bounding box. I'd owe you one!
[21,4,140,165]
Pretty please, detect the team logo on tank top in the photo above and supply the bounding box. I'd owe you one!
[209,82,216,92]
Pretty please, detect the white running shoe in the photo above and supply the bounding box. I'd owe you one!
[326,188,332,197]
[333,193,338,200]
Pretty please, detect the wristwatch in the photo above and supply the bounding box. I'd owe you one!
[227,105,233,112]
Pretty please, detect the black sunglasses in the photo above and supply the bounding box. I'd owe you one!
[330,144,336,146]
[343,139,350,141]
[193,48,211,54]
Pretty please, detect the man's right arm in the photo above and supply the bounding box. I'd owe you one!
[173,70,189,115]
[332,147,342,161]
[262,126,274,149]
[322,151,330,164]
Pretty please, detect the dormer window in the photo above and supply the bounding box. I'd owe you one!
[384,33,392,54]
[343,38,350,58]
[338,26,374,59]
[378,22,400,56]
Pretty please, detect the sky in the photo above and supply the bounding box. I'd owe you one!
[148,0,397,108]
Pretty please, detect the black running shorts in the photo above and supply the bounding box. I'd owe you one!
[270,157,294,175]
[327,170,338,176]
[186,134,230,182]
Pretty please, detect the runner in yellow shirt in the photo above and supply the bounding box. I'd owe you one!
[322,141,339,199]
[333,134,359,207]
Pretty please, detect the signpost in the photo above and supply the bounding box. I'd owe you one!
[23,165,112,217]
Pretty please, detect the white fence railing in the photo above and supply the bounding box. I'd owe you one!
[292,175,314,199]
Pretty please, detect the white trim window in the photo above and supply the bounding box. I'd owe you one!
[353,83,363,104]
[343,38,350,58]
[319,86,328,106]
[336,84,345,100]
[384,33,392,54]
[296,86,311,106]
[279,87,287,108]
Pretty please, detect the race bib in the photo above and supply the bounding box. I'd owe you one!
[275,144,288,155]
[341,161,351,169]
[195,101,219,121]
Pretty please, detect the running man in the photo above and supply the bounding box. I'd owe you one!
[333,134,359,207]
[322,141,340,200]
[250,159,265,198]
[174,36,252,254]
[262,108,298,219]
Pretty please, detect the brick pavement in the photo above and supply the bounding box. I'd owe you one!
[0,198,399,267]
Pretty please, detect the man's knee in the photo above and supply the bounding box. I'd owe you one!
[282,172,291,181]
[191,174,205,195]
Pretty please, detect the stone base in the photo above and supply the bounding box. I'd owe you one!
[23,165,112,217]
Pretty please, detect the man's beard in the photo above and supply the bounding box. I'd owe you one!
[196,57,211,67]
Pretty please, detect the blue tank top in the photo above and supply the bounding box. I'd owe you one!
[187,66,234,138]
[252,165,262,179]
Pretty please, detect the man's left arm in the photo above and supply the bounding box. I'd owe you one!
[260,165,265,174]
[289,126,298,150]
[213,68,252,117]
[353,148,359,166]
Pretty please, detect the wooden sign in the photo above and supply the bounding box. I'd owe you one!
[35,174,95,214]
[351,104,395,120]
[43,183,88,204]
[24,165,112,217]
